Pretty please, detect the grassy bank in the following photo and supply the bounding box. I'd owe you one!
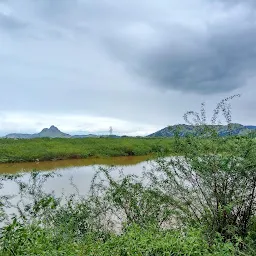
[1,222,240,255]
[1,132,255,255]
[0,136,254,164]
[0,137,175,163]
[1,97,256,255]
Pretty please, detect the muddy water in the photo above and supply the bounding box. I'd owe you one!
[0,155,154,174]
[0,156,155,204]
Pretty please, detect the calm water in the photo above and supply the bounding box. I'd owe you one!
[0,156,153,174]
[0,156,155,200]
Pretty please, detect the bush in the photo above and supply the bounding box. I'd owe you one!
[1,95,256,255]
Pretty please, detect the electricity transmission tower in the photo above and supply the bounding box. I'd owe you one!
[109,126,113,136]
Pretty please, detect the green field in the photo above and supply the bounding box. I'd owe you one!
[1,132,256,255]
[0,137,175,163]
[1,134,255,255]
[0,136,253,164]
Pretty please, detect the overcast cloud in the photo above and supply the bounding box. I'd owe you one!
[0,0,255,135]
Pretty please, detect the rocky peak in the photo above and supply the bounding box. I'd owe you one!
[49,125,60,132]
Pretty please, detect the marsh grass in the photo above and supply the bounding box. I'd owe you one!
[0,96,256,255]
[0,137,175,163]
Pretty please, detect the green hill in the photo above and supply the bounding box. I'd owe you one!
[147,124,256,137]
[5,125,71,139]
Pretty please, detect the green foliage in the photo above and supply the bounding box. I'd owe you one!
[0,220,238,256]
[89,225,237,256]
[0,137,175,163]
[91,167,175,229]
[0,219,83,256]
[1,95,256,255]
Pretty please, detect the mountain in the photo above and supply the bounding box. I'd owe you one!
[37,125,71,138]
[4,126,120,139]
[4,133,37,139]
[5,125,71,139]
[5,124,255,139]
[72,134,120,138]
[147,124,256,137]
[72,134,99,138]
[245,125,256,130]
[148,125,193,138]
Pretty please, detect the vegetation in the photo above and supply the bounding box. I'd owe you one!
[0,95,256,255]
[148,123,256,137]
[0,171,246,255]
[0,135,254,164]
[0,137,175,163]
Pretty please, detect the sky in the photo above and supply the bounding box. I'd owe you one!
[0,0,255,136]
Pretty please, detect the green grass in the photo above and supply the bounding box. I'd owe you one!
[0,136,253,164]
[0,135,255,255]
[0,137,175,163]
[1,97,256,255]
[0,223,239,256]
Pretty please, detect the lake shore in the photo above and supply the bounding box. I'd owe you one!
[0,155,156,174]
[0,137,174,164]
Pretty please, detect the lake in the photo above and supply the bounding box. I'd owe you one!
[0,156,155,202]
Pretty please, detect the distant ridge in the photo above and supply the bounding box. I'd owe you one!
[4,124,255,139]
[4,126,121,139]
[147,124,256,137]
[5,125,71,139]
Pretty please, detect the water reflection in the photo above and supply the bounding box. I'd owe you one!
[0,156,158,229]
[0,156,154,199]
[0,156,153,174]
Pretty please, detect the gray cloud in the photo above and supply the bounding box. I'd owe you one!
[139,25,256,94]
[213,0,256,6]
[100,1,256,94]
[0,0,255,134]
[34,0,78,26]
[0,13,27,31]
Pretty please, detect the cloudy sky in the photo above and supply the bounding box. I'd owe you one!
[0,0,255,136]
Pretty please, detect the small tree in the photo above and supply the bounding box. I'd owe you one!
[90,167,177,230]
[147,95,256,242]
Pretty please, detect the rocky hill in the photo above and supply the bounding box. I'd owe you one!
[147,124,256,137]
[4,124,255,139]
[4,126,121,139]
[5,125,71,139]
